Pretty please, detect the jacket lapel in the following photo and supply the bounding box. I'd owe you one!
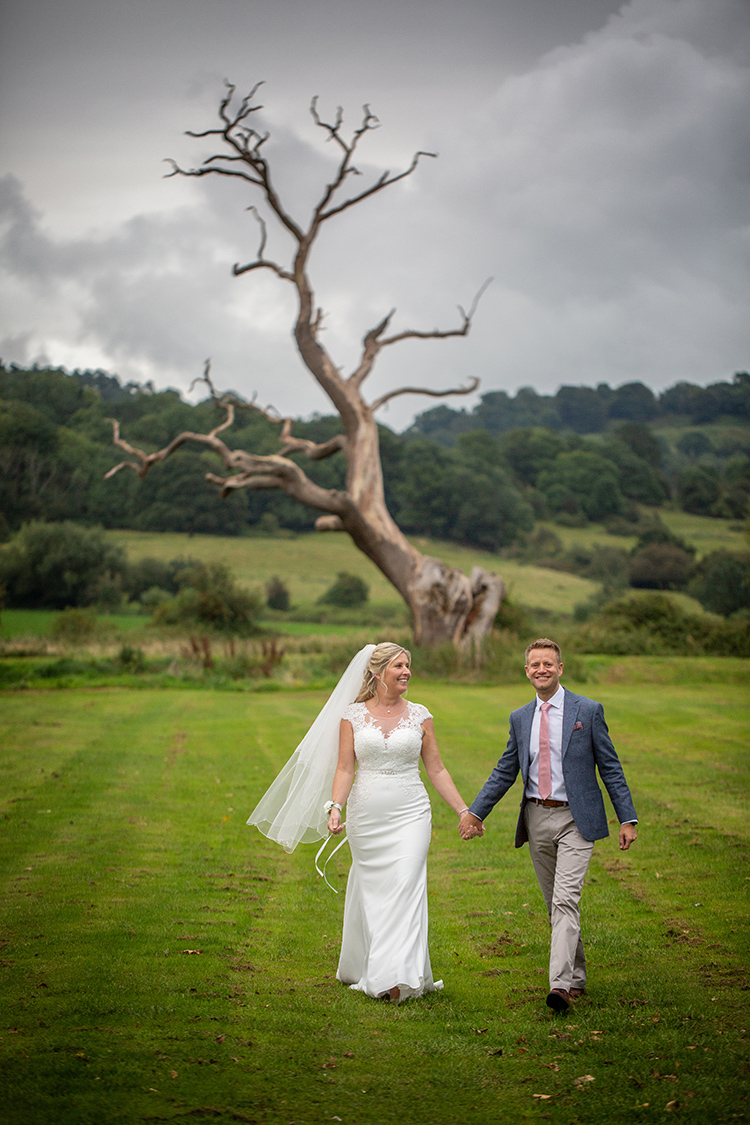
[518,700,536,777]
[561,688,580,758]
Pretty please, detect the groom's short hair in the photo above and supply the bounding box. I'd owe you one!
[525,638,562,663]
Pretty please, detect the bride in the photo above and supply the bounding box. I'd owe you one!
[248,641,480,1002]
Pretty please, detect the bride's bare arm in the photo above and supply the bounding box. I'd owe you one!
[328,719,356,834]
[421,719,484,833]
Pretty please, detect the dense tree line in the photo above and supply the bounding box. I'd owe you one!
[408,373,750,441]
[1,365,748,550]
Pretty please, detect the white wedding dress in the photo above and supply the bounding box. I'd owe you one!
[335,701,443,1000]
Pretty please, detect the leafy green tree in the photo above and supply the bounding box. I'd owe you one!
[122,556,197,601]
[676,430,714,459]
[470,387,559,434]
[629,543,693,590]
[131,451,249,534]
[677,465,721,515]
[392,440,454,540]
[600,439,669,505]
[658,381,702,417]
[721,456,750,519]
[688,550,750,616]
[451,465,534,551]
[634,521,696,557]
[537,450,624,522]
[0,400,60,532]
[153,561,262,634]
[555,386,606,433]
[0,521,126,609]
[498,427,568,488]
[0,366,93,425]
[318,572,369,607]
[581,545,630,591]
[266,576,291,611]
[608,382,658,422]
[393,436,533,550]
[404,403,472,445]
[610,421,664,467]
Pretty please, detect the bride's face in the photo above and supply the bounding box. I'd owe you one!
[378,652,411,698]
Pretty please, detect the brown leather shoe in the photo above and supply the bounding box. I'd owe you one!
[569,986,586,1000]
[546,988,571,1012]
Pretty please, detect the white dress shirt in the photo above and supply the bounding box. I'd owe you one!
[526,684,568,802]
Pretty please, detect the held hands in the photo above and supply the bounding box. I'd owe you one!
[459,811,485,840]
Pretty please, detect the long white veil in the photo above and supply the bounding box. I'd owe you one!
[247,644,375,853]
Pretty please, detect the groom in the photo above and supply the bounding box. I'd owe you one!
[459,638,637,1012]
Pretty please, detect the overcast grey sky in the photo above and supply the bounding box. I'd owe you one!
[1,0,748,426]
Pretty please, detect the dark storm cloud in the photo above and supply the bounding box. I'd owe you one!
[0,0,748,421]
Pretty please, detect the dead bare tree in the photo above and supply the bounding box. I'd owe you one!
[107,82,504,647]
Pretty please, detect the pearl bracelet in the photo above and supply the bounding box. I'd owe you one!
[324,801,342,814]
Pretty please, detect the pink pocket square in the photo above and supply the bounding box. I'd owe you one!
[573,721,584,731]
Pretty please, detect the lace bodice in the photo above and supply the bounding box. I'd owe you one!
[342,701,432,776]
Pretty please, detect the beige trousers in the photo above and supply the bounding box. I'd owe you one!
[525,802,595,993]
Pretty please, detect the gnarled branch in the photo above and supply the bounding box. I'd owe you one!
[307,99,436,224]
[106,411,346,518]
[319,150,437,224]
[380,277,493,349]
[349,280,492,390]
[277,418,347,461]
[233,206,296,280]
[370,376,480,414]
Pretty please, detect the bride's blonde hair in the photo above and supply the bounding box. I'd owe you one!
[354,642,412,703]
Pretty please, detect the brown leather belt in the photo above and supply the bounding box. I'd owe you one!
[527,797,569,807]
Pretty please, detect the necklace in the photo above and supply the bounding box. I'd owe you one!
[377,696,404,715]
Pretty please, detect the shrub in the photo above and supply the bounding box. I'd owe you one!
[576,592,750,656]
[634,521,696,557]
[688,551,750,617]
[266,575,291,611]
[605,514,643,535]
[318,572,369,608]
[153,562,263,635]
[533,541,629,594]
[50,607,98,644]
[513,525,563,564]
[0,521,126,609]
[676,430,714,458]
[628,543,694,590]
[677,465,721,515]
[138,586,172,612]
[117,644,147,671]
[123,556,197,601]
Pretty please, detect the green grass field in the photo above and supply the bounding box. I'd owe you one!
[537,509,747,558]
[1,664,748,1124]
[0,609,145,641]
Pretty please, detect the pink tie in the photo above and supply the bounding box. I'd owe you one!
[538,702,552,801]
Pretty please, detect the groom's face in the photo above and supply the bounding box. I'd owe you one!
[524,648,563,699]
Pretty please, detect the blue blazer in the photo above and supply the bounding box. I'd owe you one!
[469,688,637,846]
